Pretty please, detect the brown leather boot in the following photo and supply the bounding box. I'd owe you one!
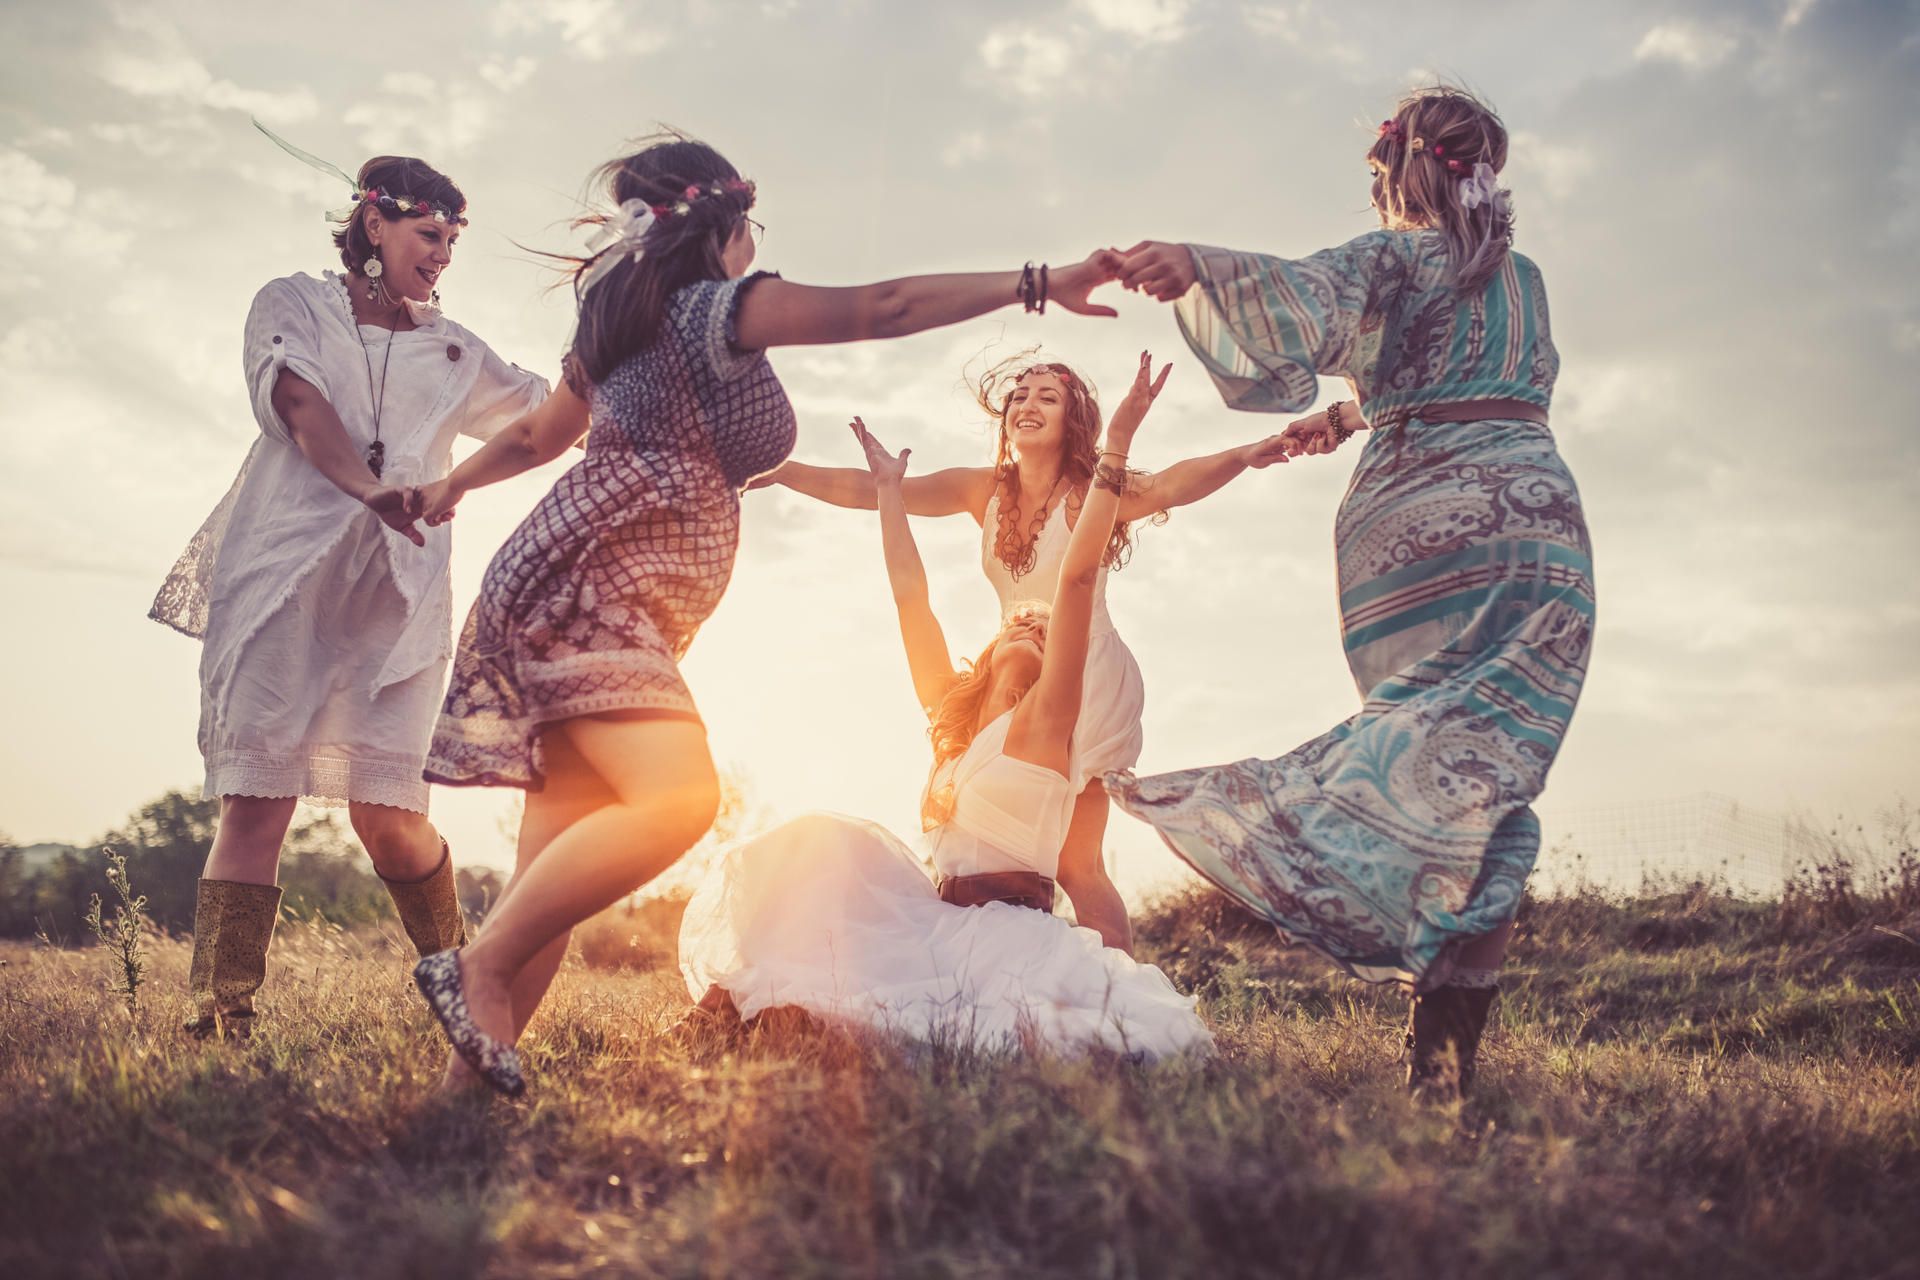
[183,879,284,1038]
[380,839,468,957]
[1405,984,1499,1102]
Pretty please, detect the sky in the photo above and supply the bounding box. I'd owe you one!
[1,0,1916,901]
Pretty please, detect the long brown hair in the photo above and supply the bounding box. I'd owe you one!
[565,131,754,387]
[973,352,1163,577]
[1367,85,1513,294]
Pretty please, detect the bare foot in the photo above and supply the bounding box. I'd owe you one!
[439,1048,486,1092]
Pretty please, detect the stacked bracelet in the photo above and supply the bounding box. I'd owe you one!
[1019,262,1051,314]
[1327,401,1355,446]
[1092,460,1127,493]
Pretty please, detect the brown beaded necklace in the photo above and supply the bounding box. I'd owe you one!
[994,470,1069,580]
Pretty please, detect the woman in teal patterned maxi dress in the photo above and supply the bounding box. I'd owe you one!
[1112,86,1595,1098]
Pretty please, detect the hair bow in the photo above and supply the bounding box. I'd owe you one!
[1457,162,1509,216]
[578,198,658,295]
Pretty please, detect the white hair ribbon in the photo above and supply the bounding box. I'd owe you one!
[577,199,658,295]
[1458,162,1510,217]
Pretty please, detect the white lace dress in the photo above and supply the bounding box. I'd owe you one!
[149,271,548,812]
[980,492,1146,790]
[678,712,1210,1059]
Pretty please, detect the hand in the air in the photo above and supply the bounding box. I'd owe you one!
[849,416,909,486]
[1116,241,1197,302]
[1046,249,1126,318]
[1109,350,1173,436]
[413,478,464,527]
[364,485,426,546]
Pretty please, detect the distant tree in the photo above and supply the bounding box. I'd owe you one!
[101,791,220,932]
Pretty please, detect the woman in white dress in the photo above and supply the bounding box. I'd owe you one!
[678,354,1210,1060]
[756,355,1293,952]
[149,151,548,1035]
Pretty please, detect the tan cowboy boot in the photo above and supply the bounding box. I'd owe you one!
[380,839,468,957]
[183,879,284,1038]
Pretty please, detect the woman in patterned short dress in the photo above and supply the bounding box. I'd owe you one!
[1113,86,1595,1098]
[408,134,1122,1095]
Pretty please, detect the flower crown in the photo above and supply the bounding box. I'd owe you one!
[1377,119,1509,214]
[647,177,757,221]
[350,186,468,227]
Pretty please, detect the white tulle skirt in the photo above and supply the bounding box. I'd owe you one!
[678,812,1212,1060]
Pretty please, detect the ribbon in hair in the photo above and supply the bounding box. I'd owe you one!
[577,198,658,295]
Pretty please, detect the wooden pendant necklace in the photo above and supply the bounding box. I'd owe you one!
[358,314,396,479]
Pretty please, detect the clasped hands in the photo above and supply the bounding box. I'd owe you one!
[361,479,462,547]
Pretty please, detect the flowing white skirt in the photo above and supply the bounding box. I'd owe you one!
[679,812,1211,1060]
[1072,627,1145,789]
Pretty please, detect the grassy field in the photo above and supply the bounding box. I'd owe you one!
[1,870,1917,1279]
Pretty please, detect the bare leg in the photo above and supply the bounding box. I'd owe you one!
[1055,785,1133,953]
[450,717,720,1058]
[203,795,298,884]
[348,801,446,883]
[441,729,613,1089]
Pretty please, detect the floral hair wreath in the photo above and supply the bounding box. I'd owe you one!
[350,186,467,227]
[1377,118,1509,214]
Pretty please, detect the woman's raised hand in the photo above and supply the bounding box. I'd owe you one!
[364,485,426,546]
[1116,241,1197,302]
[1109,350,1173,439]
[414,477,464,527]
[849,416,910,486]
[1047,249,1125,318]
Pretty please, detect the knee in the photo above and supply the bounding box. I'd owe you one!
[350,805,437,872]
[659,769,722,850]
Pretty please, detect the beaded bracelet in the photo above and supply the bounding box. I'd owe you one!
[1327,401,1355,446]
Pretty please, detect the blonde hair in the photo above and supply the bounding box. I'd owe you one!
[1367,84,1513,294]
[920,604,1049,829]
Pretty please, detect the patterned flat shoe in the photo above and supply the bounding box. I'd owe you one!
[413,949,526,1098]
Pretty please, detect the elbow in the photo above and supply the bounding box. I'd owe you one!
[868,282,914,340]
[1065,563,1100,591]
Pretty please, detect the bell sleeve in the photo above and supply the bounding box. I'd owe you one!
[242,279,331,446]
[457,342,551,442]
[1173,230,1408,414]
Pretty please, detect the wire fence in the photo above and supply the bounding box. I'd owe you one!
[1534,793,1908,899]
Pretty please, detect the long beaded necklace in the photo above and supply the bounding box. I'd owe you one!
[995,469,1067,580]
[357,310,397,479]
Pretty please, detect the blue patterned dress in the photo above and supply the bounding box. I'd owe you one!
[1105,229,1595,989]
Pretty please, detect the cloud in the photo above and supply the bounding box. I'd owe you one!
[1075,0,1193,43]
[1634,20,1739,70]
[344,74,498,156]
[979,24,1075,90]
[97,9,317,123]
[0,148,76,245]
[478,55,538,92]
[491,0,667,61]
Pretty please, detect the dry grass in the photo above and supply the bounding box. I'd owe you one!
[1,883,1916,1279]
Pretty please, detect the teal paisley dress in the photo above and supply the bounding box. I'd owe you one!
[1105,229,1595,989]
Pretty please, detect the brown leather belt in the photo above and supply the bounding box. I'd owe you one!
[1371,397,1549,427]
[937,871,1055,914]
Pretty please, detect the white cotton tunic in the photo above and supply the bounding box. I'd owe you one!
[150,270,548,812]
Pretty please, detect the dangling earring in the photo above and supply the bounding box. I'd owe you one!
[363,252,387,305]
[430,288,440,307]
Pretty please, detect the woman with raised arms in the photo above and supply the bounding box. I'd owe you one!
[677,354,1210,1060]
[407,133,1124,1095]
[757,356,1294,954]
[1111,86,1594,1100]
